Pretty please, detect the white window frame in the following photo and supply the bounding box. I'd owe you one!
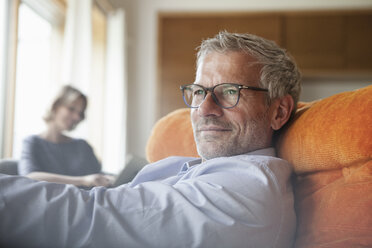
[0,0,65,158]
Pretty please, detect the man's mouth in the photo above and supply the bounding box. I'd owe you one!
[197,126,231,132]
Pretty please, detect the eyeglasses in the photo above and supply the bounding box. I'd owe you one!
[180,83,268,109]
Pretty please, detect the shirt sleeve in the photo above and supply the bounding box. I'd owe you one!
[0,157,295,248]
[18,136,43,175]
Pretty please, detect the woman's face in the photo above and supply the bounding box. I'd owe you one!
[52,97,86,131]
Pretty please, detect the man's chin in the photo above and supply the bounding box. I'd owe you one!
[199,151,227,160]
[197,133,228,143]
[197,144,229,160]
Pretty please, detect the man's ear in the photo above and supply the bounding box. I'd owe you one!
[270,94,294,130]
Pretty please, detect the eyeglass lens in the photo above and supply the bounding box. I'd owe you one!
[183,84,240,108]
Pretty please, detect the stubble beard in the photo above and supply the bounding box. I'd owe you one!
[193,111,270,160]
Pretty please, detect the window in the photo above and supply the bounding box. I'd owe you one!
[12,3,55,157]
[1,0,126,174]
[0,0,8,157]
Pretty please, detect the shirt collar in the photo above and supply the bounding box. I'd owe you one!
[181,147,275,172]
[246,147,276,157]
[181,158,202,172]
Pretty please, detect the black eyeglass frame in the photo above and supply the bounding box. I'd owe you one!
[180,83,268,109]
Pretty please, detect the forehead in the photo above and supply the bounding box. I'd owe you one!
[196,51,262,86]
[63,96,86,108]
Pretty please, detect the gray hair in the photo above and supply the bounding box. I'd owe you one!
[197,31,301,112]
[44,85,87,122]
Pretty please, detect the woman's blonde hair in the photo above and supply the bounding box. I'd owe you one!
[44,85,87,122]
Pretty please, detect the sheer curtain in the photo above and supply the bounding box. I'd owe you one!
[103,9,126,174]
[1,0,65,159]
[61,0,93,145]
[0,0,9,157]
[62,0,126,173]
[0,1,8,158]
[61,0,92,92]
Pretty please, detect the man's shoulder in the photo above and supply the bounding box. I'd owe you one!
[203,147,289,168]
[146,156,199,172]
[234,153,293,178]
[129,156,198,186]
[235,151,290,168]
[194,149,292,182]
[153,156,199,165]
[201,153,290,170]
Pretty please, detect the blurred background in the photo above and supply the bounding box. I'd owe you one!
[1,0,372,173]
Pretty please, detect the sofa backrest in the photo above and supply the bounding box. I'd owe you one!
[0,159,18,175]
[146,85,372,247]
[276,85,372,247]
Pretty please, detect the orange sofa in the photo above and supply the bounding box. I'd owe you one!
[146,85,372,248]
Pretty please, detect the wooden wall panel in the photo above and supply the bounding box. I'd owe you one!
[158,14,282,118]
[158,11,372,119]
[284,15,345,70]
[346,14,372,70]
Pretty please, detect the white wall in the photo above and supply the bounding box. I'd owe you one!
[110,0,372,159]
[301,76,372,102]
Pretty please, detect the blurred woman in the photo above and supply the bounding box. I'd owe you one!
[18,85,115,187]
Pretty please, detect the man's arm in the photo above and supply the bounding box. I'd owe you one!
[0,157,295,248]
[25,171,115,187]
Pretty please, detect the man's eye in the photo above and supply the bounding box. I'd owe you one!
[193,89,205,96]
[223,89,238,95]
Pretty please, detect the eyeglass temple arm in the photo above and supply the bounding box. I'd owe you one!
[240,85,268,92]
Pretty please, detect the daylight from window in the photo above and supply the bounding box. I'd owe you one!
[13,3,53,158]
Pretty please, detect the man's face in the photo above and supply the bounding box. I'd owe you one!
[191,51,275,160]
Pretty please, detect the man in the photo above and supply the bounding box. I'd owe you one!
[0,31,301,247]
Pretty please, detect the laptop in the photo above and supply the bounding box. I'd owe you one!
[110,155,148,187]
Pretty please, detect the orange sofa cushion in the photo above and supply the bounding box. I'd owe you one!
[146,85,372,247]
[276,85,372,248]
[146,108,198,163]
[277,85,372,174]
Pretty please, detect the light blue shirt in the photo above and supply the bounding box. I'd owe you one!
[0,148,295,248]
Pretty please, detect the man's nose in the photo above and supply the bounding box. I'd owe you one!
[197,93,223,117]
